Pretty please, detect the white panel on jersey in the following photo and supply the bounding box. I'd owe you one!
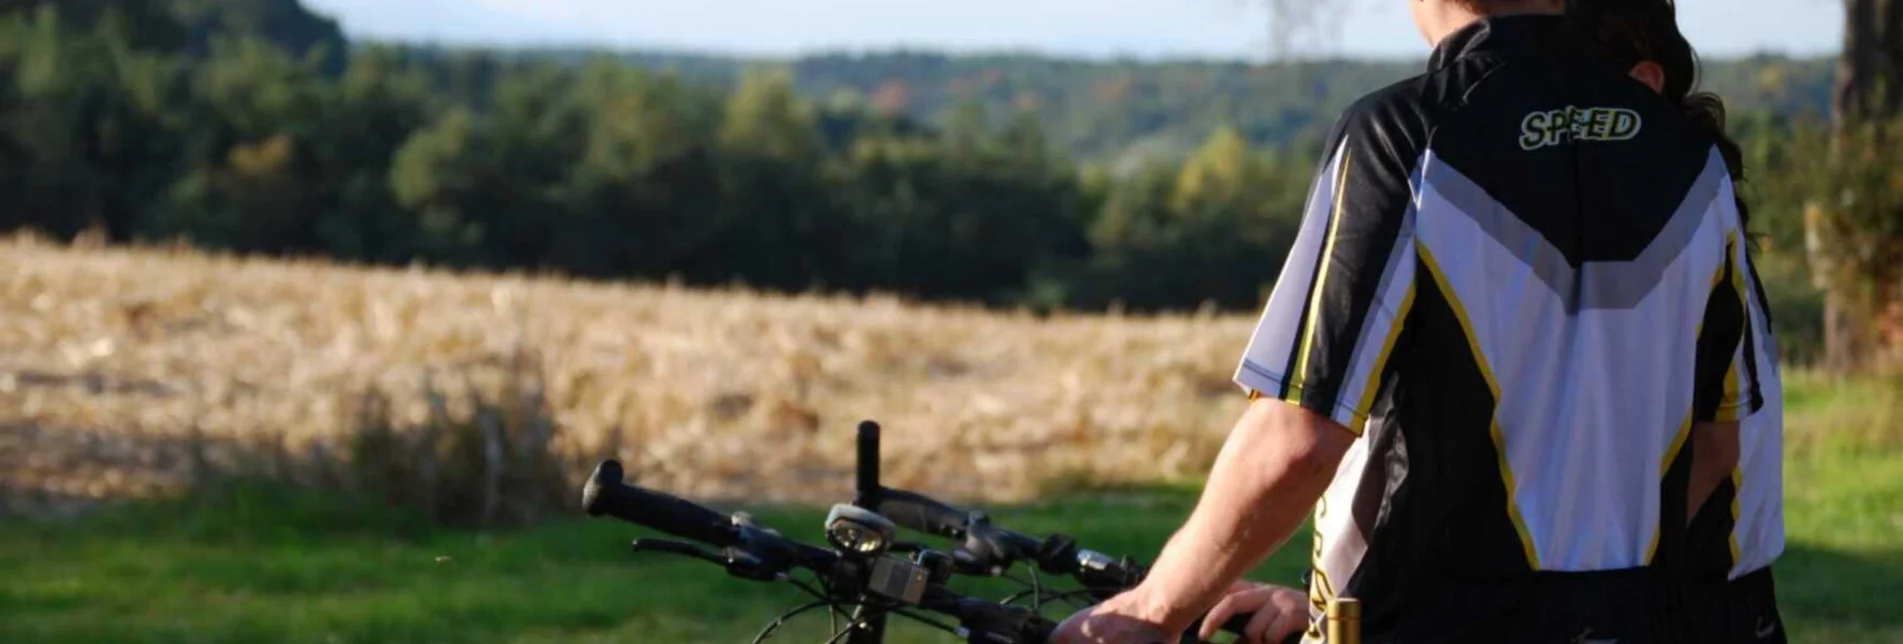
[1409,151,1735,571]
[1306,437,1373,639]
[1733,263,1786,579]
[1236,140,1349,399]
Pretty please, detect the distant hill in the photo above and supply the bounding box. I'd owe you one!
[134,0,1830,164]
[1,0,345,67]
[1,0,1840,165]
[594,50,1836,164]
[174,0,349,73]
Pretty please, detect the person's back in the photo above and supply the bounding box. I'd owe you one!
[1229,11,1766,642]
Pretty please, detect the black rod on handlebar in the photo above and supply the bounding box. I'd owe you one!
[855,420,880,509]
[849,421,889,644]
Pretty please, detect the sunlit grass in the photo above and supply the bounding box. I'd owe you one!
[2,447,1898,644]
[1783,369,1903,451]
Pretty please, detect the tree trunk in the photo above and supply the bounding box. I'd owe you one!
[1819,0,1903,372]
[1836,0,1903,124]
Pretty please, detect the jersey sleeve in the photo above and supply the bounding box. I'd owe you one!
[1234,105,1422,435]
[1692,199,1767,423]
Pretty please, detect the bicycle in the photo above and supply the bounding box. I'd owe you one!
[851,421,1356,644]
[581,421,1362,643]
[585,458,1062,643]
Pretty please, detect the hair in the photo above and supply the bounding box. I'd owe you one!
[1452,0,1566,12]
[1566,0,1752,234]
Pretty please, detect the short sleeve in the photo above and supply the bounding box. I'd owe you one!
[1234,106,1422,435]
[1692,214,1766,423]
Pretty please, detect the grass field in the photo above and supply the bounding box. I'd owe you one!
[1,443,1899,644]
[2,239,1900,643]
[3,368,1900,643]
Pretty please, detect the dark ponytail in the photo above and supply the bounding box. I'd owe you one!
[1568,0,1752,235]
[1680,91,1752,234]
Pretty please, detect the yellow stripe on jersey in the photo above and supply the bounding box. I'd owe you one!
[1717,354,1743,422]
[1417,241,1540,571]
[1352,281,1417,423]
[1287,149,1354,405]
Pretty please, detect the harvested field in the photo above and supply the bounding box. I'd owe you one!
[0,236,1255,514]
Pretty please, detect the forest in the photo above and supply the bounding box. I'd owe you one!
[0,0,1850,358]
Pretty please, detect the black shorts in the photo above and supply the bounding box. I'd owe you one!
[1676,567,1787,644]
[1366,569,1683,644]
[1351,567,1784,644]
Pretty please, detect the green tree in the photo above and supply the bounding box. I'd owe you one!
[1057,127,1306,311]
[709,70,842,290]
[152,35,329,252]
[0,3,189,238]
[549,59,724,278]
[387,107,493,263]
[315,44,437,261]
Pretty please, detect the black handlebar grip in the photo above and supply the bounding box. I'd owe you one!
[872,488,973,539]
[1180,611,1273,643]
[1219,613,1254,636]
[582,460,738,548]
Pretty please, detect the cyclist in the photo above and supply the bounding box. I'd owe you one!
[1194,2,1791,640]
[1051,0,1765,642]
[1570,5,1790,642]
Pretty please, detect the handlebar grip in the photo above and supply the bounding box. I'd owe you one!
[1219,613,1254,636]
[1180,611,1269,644]
[582,460,738,548]
[871,487,972,539]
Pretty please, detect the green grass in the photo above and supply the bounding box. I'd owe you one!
[3,460,1900,644]
[0,484,1309,644]
[1784,370,1903,451]
[3,375,1900,644]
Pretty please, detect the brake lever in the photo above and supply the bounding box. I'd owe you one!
[722,547,786,582]
[632,538,787,582]
[631,538,726,566]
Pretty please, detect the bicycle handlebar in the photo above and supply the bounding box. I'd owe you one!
[873,487,978,540]
[584,460,739,548]
[869,483,1138,582]
[585,458,1287,644]
[585,460,1061,642]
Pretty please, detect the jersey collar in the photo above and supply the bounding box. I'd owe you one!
[1428,14,1583,73]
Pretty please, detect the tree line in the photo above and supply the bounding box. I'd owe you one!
[602,49,1835,165]
[0,0,1845,343]
[0,0,1333,312]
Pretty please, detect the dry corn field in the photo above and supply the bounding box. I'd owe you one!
[0,235,1258,517]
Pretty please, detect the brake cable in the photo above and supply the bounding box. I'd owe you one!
[751,600,842,644]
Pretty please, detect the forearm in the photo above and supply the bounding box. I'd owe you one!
[1686,420,1741,524]
[1129,401,1349,634]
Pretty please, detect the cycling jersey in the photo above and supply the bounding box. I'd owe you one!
[1722,257,1786,582]
[1230,16,1766,642]
[1675,257,1787,644]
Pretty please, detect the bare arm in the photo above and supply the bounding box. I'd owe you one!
[1686,420,1741,524]
[1119,399,1355,635]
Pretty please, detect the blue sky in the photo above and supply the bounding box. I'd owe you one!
[303,0,1844,60]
